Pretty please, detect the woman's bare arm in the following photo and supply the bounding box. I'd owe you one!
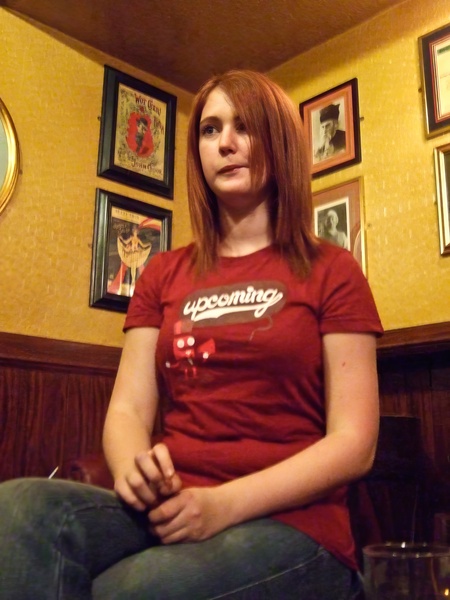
[103,327,181,509]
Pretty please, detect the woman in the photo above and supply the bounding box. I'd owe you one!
[0,70,382,599]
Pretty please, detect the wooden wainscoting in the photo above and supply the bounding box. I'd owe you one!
[0,325,449,504]
[0,332,120,482]
[377,322,450,489]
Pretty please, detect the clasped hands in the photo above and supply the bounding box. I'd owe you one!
[114,443,228,544]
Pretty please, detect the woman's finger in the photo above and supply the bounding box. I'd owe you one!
[151,443,176,479]
[115,476,152,511]
[126,470,159,506]
[134,450,164,484]
[157,472,183,496]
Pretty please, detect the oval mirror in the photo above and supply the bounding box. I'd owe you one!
[0,97,20,215]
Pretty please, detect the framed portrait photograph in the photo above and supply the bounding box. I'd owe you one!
[312,178,366,272]
[300,79,361,178]
[0,97,20,215]
[90,188,172,312]
[434,143,450,255]
[97,66,177,199]
[419,24,450,138]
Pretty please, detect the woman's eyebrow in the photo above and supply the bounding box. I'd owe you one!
[199,115,221,127]
[199,114,244,128]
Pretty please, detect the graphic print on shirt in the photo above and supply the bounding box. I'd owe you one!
[165,280,286,378]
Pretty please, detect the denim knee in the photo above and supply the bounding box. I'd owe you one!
[0,477,116,530]
[93,519,360,600]
[0,478,153,599]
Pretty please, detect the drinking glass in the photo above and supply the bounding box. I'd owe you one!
[434,513,450,545]
[363,542,450,599]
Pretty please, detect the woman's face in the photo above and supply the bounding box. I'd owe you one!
[198,88,264,208]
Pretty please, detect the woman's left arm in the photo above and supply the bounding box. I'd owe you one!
[149,332,379,543]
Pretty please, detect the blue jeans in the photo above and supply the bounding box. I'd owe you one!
[0,478,362,599]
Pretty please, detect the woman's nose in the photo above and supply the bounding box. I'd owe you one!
[219,127,237,153]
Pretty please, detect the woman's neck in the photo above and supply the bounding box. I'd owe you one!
[218,201,272,257]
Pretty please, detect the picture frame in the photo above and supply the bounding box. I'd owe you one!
[0,97,20,215]
[90,188,172,312]
[312,178,366,273]
[434,143,450,255]
[419,24,450,138]
[300,79,361,178]
[97,66,177,199]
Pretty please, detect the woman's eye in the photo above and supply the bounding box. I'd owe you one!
[200,124,217,136]
[235,120,247,133]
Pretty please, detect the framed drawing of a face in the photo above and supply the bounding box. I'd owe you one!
[313,178,366,273]
[300,80,361,179]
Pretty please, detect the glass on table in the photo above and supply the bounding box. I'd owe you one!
[362,542,450,599]
[434,513,450,545]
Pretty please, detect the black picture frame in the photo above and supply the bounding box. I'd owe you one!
[419,24,450,138]
[97,66,177,199]
[90,188,172,313]
[300,79,361,179]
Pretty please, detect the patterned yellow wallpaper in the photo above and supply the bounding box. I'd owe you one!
[269,0,450,330]
[1,0,450,348]
[0,10,192,346]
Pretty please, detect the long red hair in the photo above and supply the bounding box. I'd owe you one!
[187,69,318,276]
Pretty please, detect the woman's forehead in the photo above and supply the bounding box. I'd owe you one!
[201,88,235,117]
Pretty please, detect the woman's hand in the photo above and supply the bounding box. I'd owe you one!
[114,443,182,511]
[148,486,229,544]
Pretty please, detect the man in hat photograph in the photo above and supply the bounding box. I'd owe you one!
[314,102,346,162]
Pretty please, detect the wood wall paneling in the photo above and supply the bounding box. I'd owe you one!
[0,333,120,482]
[378,351,450,483]
[0,328,449,517]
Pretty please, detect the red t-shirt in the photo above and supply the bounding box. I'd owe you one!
[124,242,383,570]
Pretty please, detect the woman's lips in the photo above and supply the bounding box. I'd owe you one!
[218,164,243,174]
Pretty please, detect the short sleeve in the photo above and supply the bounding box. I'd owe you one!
[123,252,165,331]
[318,249,383,336]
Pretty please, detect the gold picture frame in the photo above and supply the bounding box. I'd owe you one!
[434,143,450,255]
[0,97,20,215]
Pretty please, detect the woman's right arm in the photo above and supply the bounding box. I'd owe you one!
[103,326,175,510]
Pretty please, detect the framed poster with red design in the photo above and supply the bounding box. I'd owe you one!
[97,66,177,198]
[90,189,172,313]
